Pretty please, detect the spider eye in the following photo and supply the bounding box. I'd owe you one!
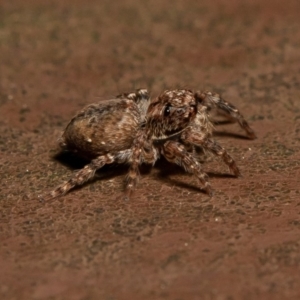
[164,105,171,117]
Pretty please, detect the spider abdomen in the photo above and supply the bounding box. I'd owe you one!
[61,98,141,159]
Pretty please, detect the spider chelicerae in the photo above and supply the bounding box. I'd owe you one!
[39,88,255,201]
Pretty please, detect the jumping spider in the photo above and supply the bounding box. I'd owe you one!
[39,88,255,201]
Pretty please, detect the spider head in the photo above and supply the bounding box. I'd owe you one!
[146,89,197,138]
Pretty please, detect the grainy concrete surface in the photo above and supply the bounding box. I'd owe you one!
[1,0,300,299]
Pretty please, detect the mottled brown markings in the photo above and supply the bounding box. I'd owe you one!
[39,88,255,201]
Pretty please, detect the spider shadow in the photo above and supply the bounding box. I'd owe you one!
[154,157,236,194]
[212,118,252,140]
[52,152,126,193]
[212,119,235,126]
[213,131,251,140]
[52,149,237,195]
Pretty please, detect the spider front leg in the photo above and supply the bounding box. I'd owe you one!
[38,153,117,202]
[161,140,213,196]
[182,130,241,177]
[202,138,242,177]
[195,91,256,139]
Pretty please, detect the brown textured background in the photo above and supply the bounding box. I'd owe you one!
[1,0,300,299]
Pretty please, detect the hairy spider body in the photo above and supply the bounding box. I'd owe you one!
[124,90,244,198]
[60,90,149,159]
[39,88,255,201]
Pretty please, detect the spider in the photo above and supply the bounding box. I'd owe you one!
[39,88,255,201]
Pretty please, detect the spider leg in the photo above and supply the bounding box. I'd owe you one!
[183,130,241,177]
[116,89,149,101]
[195,91,256,139]
[124,134,143,199]
[124,130,158,199]
[203,138,241,177]
[38,153,115,202]
[161,140,213,196]
[117,88,150,121]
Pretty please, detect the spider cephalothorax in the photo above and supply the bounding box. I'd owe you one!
[39,88,255,201]
[146,89,214,140]
[146,90,198,139]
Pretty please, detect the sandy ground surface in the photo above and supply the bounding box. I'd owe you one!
[1,0,300,299]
